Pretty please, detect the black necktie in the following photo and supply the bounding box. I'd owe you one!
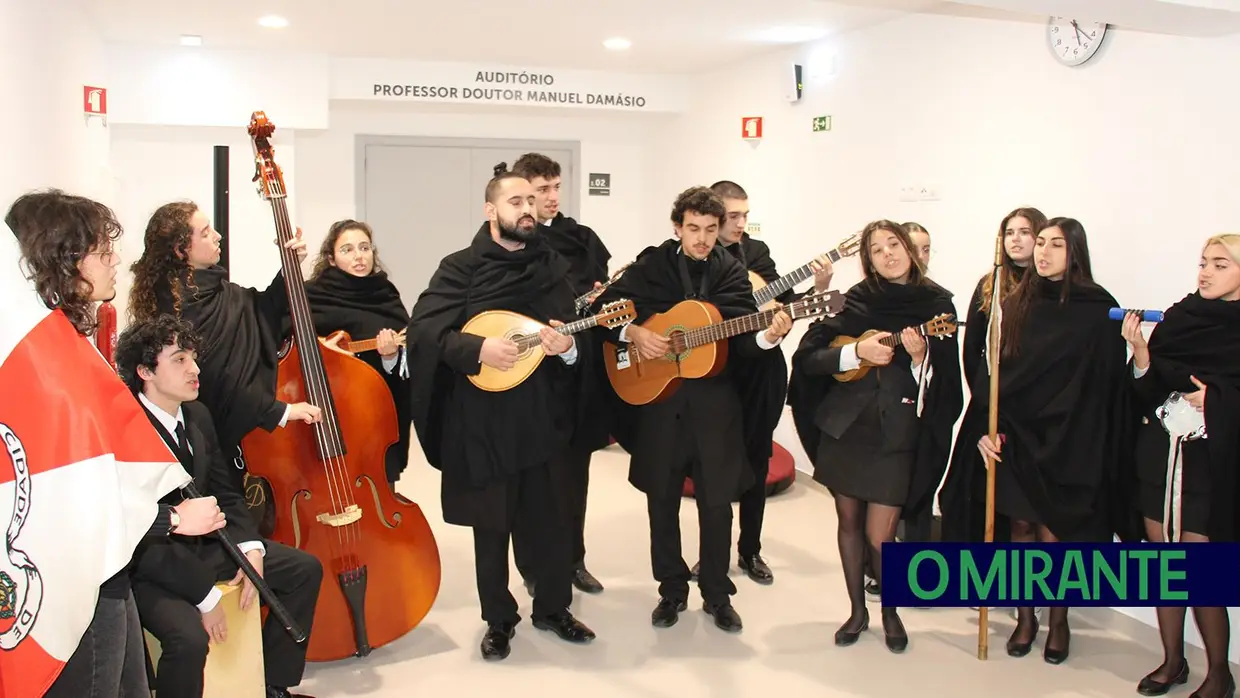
[173,422,193,467]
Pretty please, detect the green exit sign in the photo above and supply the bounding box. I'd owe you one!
[812,115,832,132]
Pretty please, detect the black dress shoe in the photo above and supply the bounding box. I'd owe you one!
[651,597,687,628]
[572,567,604,594]
[1005,617,1039,657]
[738,555,774,585]
[267,688,314,698]
[834,609,870,646]
[864,577,881,599]
[481,622,516,661]
[533,611,596,643]
[1188,674,1235,698]
[881,608,908,653]
[704,602,743,633]
[689,562,700,582]
[1138,661,1189,696]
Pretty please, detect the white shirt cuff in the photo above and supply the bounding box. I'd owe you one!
[755,332,782,350]
[197,585,223,614]
[278,404,291,428]
[237,540,266,557]
[1133,362,1149,379]
[838,342,861,371]
[559,338,579,365]
[381,351,399,374]
[618,325,630,343]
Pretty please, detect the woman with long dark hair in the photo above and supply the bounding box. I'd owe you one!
[6,190,224,698]
[939,206,1047,544]
[974,217,1129,664]
[788,219,962,652]
[300,219,411,488]
[1123,234,1239,698]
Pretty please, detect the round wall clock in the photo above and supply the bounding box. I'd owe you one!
[1047,17,1109,66]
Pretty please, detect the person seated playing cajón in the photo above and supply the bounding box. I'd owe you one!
[116,313,324,698]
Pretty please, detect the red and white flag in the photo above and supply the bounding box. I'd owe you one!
[0,224,190,697]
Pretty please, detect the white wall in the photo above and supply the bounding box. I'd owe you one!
[0,0,111,207]
[662,11,1240,661]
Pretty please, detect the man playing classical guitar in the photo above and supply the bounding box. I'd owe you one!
[117,314,322,698]
[698,180,834,586]
[406,164,596,661]
[508,152,610,596]
[593,186,792,633]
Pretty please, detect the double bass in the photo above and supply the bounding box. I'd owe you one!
[239,111,441,661]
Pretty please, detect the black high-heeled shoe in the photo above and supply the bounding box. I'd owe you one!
[1138,661,1189,696]
[1043,624,1070,665]
[834,609,869,647]
[881,608,908,653]
[1006,616,1039,657]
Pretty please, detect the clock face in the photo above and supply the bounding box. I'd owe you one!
[1047,17,1108,66]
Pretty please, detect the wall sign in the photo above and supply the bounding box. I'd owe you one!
[83,86,107,125]
[334,58,689,113]
[742,116,764,140]
[588,173,611,196]
[813,115,831,132]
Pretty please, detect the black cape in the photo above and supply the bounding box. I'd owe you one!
[722,235,797,460]
[1137,292,1240,542]
[545,213,614,453]
[787,277,962,520]
[295,266,412,483]
[406,224,587,524]
[593,238,762,504]
[162,266,288,452]
[941,279,1131,543]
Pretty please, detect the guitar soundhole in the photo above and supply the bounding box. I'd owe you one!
[666,329,689,360]
[506,331,535,359]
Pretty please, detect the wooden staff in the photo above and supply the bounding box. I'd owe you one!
[978,232,1005,660]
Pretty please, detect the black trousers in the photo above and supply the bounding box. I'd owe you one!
[737,447,770,558]
[513,444,591,579]
[474,463,573,625]
[648,437,736,607]
[133,541,322,696]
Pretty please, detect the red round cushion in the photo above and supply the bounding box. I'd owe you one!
[683,440,796,498]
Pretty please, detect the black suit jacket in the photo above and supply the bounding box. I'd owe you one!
[131,400,260,605]
[807,346,923,454]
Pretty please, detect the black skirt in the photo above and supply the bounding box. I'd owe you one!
[813,401,914,507]
[996,459,1041,525]
[1135,420,1212,538]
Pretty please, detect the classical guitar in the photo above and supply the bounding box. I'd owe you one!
[750,231,863,310]
[574,262,633,314]
[830,313,957,383]
[605,290,845,406]
[466,299,636,392]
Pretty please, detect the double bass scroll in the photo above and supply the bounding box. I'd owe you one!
[239,111,441,662]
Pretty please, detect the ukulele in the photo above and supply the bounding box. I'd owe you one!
[605,290,845,406]
[574,262,633,314]
[829,313,957,383]
[328,328,407,354]
[466,299,636,392]
[750,231,863,310]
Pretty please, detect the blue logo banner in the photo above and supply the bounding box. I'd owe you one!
[880,543,1240,607]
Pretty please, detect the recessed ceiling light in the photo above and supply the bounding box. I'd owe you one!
[755,26,828,43]
[258,15,289,29]
[603,37,632,51]
[179,34,202,46]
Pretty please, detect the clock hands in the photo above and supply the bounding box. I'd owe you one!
[1071,20,1082,45]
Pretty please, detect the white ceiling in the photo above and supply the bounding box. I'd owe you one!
[83,0,1240,74]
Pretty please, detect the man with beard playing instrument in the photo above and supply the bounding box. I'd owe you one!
[406,163,596,661]
[593,185,793,632]
[685,179,834,586]
[508,152,610,595]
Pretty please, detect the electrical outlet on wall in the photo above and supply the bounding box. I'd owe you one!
[898,186,918,202]
[919,185,940,201]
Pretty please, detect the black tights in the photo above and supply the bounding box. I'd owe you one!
[836,494,900,628]
[1144,518,1234,697]
[1008,519,1070,650]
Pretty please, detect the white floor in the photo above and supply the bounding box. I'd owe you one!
[294,444,1217,698]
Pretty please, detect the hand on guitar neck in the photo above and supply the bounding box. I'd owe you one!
[856,327,927,367]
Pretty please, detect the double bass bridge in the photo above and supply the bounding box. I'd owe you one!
[317,505,363,527]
